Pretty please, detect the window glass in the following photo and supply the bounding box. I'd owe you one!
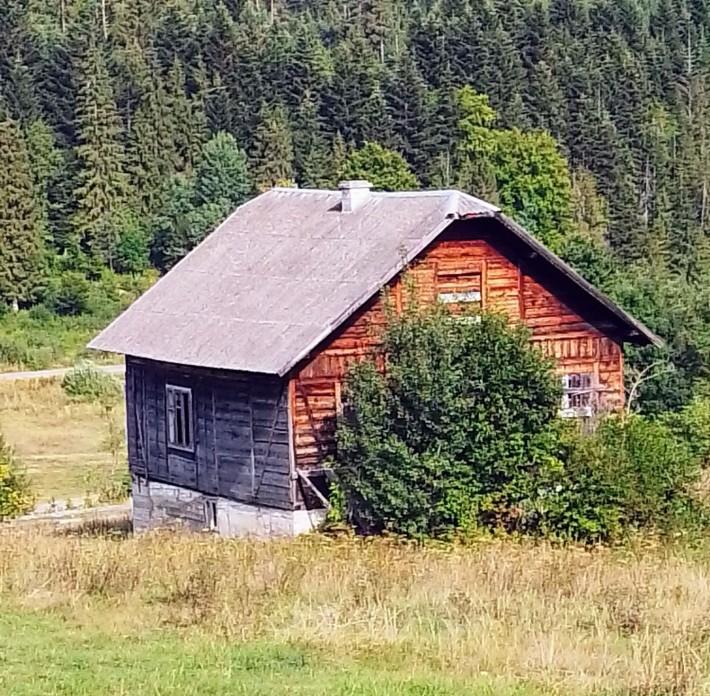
[166,385,193,450]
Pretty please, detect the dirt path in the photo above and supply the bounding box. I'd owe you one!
[0,364,125,381]
[11,500,131,528]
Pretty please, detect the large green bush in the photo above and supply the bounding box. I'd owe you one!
[335,307,562,538]
[0,434,33,520]
[661,396,710,468]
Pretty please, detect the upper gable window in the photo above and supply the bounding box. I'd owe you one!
[561,373,595,418]
[166,385,194,451]
[437,270,482,313]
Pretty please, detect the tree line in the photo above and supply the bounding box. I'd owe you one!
[2,0,710,410]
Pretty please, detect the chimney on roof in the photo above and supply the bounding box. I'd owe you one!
[339,180,372,213]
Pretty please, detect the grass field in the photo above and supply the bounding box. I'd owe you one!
[1,526,709,695]
[0,378,126,503]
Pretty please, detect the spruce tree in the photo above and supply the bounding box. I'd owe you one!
[72,40,131,268]
[24,119,63,243]
[293,94,331,188]
[193,131,252,209]
[165,59,207,173]
[0,118,43,307]
[250,103,296,191]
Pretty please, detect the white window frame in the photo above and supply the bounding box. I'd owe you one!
[166,384,194,452]
[560,373,595,419]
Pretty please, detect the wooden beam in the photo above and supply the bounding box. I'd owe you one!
[287,377,298,508]
[296,469,330,509]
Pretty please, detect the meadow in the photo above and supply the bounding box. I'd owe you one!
[0,378,125,504]
[1,525,709,695]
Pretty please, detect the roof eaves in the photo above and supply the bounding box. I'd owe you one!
[491,213,663,348]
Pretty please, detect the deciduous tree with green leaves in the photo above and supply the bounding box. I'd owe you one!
[336,305,562,538]
[340,141,418,190]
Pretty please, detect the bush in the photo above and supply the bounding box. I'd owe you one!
[536,416,705,543]
[45,271,92,316]
[661,396,710,467]
[0,434,33,520]
[61,361,122,405]
[335,306,562,538]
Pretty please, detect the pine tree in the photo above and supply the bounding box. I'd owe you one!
[0,118,43,307]
[72,40,132,268]
[250,103,296,192]
[328,131,348,187]
[386,53,434,180]
[324,29,384,144]
[165,59,207,174]
[150,174,196,272]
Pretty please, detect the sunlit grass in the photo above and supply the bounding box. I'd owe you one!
[0,378,125,502]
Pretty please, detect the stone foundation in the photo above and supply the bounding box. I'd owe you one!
[131,477,325,538]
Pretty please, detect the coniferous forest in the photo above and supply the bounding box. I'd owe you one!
[2,0,710,412]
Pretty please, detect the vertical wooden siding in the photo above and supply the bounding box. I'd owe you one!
[126,357,292,510]
[290,233,625,470]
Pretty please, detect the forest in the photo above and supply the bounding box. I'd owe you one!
[1,0,710,411]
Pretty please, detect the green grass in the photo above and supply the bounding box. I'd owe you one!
[0,608,540,696]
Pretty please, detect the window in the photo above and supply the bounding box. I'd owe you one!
[437,270,482,316]
[561,373,595,418]
[166,385,194,450]
[204,499,218,531]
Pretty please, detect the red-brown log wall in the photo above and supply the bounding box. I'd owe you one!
[290,237,624,469]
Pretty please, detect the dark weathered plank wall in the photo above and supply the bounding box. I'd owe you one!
[289,218,625,470]
[126,357,292,510]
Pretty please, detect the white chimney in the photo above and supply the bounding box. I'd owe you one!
[339,180,373,213]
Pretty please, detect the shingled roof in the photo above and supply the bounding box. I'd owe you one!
[89,187,660,375]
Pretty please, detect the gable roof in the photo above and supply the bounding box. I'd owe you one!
[89,187,660,375]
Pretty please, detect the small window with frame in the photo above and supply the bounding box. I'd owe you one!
[166,385,194,451]
[437,270,482,315]
[561,373,595,418]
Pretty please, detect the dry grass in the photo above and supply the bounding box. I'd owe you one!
[0,378,125,502]
[1,527,710,695]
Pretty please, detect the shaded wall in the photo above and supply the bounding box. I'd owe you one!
[126,357,293,511]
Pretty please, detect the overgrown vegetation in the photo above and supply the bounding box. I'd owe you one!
[336,306,708,542]
[0,269,155,370]
[61,362,122,404]
[61,364,128,504]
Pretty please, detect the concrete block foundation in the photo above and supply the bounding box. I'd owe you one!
[131,477,325,538]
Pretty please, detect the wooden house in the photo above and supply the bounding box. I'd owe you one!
[89,182,660,537]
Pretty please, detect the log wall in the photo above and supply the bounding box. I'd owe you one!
[290,224,624,471]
